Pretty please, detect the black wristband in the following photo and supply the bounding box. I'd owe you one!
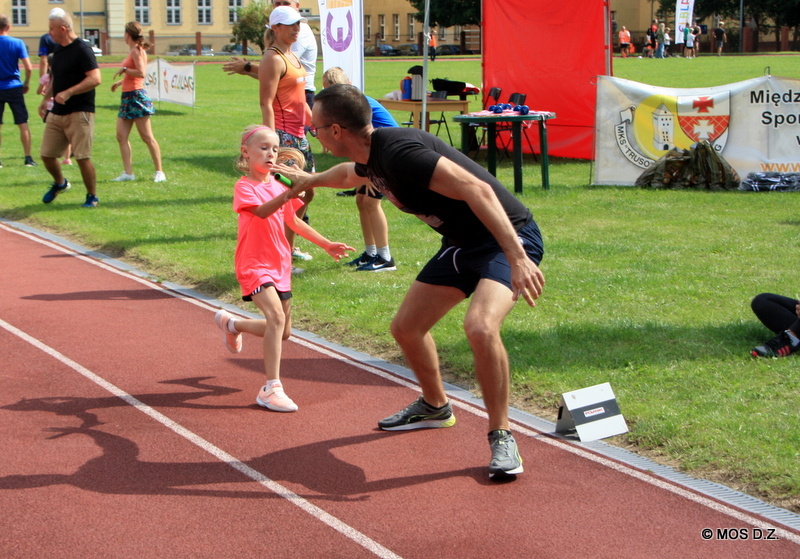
[244,61,252,73]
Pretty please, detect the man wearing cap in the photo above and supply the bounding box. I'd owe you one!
[223,0,317,108]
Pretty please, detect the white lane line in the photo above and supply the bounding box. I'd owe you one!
[0,318,403,559]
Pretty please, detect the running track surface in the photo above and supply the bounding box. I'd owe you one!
[1,221,798,559]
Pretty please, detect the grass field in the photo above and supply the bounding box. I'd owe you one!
[1,52,798,512]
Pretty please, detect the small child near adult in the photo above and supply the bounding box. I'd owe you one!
[214,125,353,411]
[750,293,800,358]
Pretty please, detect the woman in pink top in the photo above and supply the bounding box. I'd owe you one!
[214,125,353,412]
[110,21,165,183]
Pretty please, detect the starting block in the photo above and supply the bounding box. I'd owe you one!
[555,382,628,442]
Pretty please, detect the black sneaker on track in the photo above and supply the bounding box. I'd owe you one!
[42,179,70,203]
[346,251,371,267]
[378,397,456,431]
[488,429,523,479]
[356,254,397,272]
[751,330,799,358]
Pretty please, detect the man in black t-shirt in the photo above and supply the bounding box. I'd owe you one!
[713,22,726,56]
[38,8,101,207]
[280,84,546,480]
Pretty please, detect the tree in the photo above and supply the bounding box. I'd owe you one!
[231,0,270,53]
[407,0,480,28]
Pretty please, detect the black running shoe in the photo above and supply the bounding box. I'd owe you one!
[356,254,397,272]
[378,397,456,431]
[346,251,371,267]
[25,156,37,167]
[42,179,70,204]
[488,429,523,479]
[336,188,357,197]
[751,330,799,358]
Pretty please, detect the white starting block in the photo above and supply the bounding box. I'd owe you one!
[555,382,628,442]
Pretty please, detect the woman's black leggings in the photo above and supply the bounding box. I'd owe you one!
[751,292,800,334]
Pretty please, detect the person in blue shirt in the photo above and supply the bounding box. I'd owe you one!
[321,67,398,272]
[0,14,35,167]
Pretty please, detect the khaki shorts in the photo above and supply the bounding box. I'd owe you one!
[40,111,95,160]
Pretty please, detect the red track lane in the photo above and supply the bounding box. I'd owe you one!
[1,222,799,559]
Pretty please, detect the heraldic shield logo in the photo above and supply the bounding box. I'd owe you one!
[616,91,731,166]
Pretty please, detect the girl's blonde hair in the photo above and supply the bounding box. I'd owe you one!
[235,124,277,173]
[276,147,306,169]
[322,66,350,87]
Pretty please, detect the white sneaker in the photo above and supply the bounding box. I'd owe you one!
[292,248,313,261]
[153,171,167,183]
[214,309,242,353]
[256,382,298,412]
[112,172,135,182]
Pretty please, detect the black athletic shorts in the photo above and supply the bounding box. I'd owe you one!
[416,220,543,297]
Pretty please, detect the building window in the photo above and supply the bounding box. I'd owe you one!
[229,0,242,24]
[379,15,385,41]
[135,0,151,26]
[198,0,212,25]
[393,14,399,41]
[407,14,415,41]
[167,0,182,25]
[364,15,371,41]
[12,0,28,26]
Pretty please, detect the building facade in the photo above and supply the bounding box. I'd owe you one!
[8,0,486,56]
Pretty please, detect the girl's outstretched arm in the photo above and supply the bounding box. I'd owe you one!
[287,216,354,262]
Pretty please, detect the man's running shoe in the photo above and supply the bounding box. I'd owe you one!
[378,396,456,431]
[346,251,371,267]
[81,194,99,208]
[24,156,37,166]
[42,179,70,203]
[256,381,298,412]
[488,429,523,479]
[214,309,242,353]
[751,330,799,358]
[356,254,397,272]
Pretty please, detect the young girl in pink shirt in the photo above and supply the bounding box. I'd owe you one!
[215,125,353,412]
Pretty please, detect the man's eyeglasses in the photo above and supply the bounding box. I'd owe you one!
[308,123,333,137]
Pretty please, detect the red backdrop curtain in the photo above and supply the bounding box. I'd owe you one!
[483,0,612,159]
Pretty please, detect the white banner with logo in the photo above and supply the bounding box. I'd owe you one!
[318,0,364,90]
[675,0,695,45]
[143,59,196,108]
[593,75,800,185]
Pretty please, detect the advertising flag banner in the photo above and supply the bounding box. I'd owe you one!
[144,59,196,107]
[144,59,160,101]
[593,75,800,185]
[675,0,695,45]
[318,0,364,90]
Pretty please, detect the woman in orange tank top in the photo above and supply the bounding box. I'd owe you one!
[110,21,165,183]
[259,6,315,263]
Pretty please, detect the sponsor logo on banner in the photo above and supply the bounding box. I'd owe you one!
[614,92,730,166]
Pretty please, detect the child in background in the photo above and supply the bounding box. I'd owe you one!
[214,125,354,412]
